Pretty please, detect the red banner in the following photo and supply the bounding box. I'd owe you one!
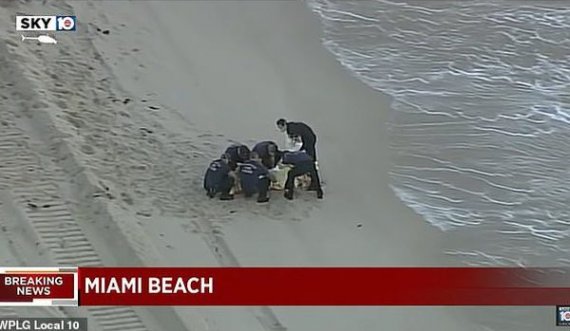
[78,267,570,306]
[0,272,75,304]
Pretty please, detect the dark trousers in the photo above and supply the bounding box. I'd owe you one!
[301,135,317,161]
[243,177,270,199]
[218,176,234,195]
[206,176,234,197]
[257,177,270,199]
[285,161,321,191]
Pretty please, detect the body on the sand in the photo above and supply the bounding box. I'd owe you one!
[203,154,234,200]
[280,150,323,200]
[238,152,271,203]
[277,119,317,161]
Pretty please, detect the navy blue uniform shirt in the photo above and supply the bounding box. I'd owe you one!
[252,141,278,159]
[225,144,250,163]
[281,151,313,165]
[204,159,231,190]
[239,160,269,194]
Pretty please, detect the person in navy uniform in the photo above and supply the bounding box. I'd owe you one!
[281,150,323,200]
[238,152,271,203]
[252,140,279,169]
[203,154,235,200]
[276,119,318,161]
[224,144,251,171]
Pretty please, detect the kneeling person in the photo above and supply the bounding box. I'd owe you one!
[203,154,235,200]
[252,140,279,169]
[239,153,270,203]
[281,151,323,200]
[224,144,251,171]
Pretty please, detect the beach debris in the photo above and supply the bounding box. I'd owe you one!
[95,27,110,35]
[99,182,110,191]
[136,210,152,217]
[148,105,160,110]
[140,127,154,134]
[121,192,134,205]
[123,98,131,104]
[26,202,38,209]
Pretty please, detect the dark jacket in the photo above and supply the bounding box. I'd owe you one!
[203,159,231,190]
[281,151,313,165]
[225,144,251,163]
[252,141,278,168]
[239,160,269,194]
[252,141,278,159]
[286,122,316,142]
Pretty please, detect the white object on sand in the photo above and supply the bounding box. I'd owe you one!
[21,34,58,44]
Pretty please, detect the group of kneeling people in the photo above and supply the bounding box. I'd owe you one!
[203,140,323,203]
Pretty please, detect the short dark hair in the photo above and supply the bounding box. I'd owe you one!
[238,145,250,160]
[276,118,287,126]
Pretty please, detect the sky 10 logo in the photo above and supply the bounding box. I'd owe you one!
[16,16,76,31]
[557,306,570,326]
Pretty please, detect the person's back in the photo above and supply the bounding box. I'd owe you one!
[239,160,268,195]
[277,119,318,161]
[281,151,323,200]
[204,159,228,190]
[282,150,313,165]
[252,141,277,158]
[203,157,234,200]
[224,144,251,170]
[286,122,315,141]
[252,141,279,169]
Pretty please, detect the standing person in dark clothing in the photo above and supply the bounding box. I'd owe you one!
[252,140,279,169]
[281,150,323,200]
[224,144,251,171]
[238,152,271,203]
[203,154,235,200]
[276,119,318,161]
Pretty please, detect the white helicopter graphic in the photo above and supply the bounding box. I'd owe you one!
[21,34,57,44]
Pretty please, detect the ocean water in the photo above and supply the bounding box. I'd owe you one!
[308,0,570,267]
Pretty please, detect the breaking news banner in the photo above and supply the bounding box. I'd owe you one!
[0,318,86,331]
[78,267,570,306]
[0,267,78,306]
[3,267,570,306]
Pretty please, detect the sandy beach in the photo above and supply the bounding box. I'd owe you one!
[1,0,553,330]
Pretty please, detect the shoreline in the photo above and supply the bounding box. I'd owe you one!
[0,0,474,330]
[69,1,466,329]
